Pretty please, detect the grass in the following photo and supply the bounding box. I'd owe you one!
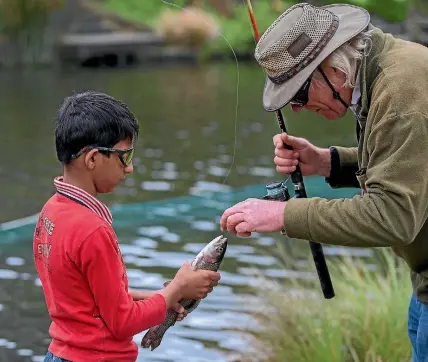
[245,247,413,362]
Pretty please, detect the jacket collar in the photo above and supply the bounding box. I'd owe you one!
[54,176,113,225]
[359,25,389,122]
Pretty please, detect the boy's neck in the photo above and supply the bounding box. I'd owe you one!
[63,168,97,197]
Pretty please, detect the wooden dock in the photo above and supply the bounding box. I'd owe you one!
[57,31,200,67]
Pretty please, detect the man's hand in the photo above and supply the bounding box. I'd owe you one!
[273,132,331,177]
[220,198,286,237]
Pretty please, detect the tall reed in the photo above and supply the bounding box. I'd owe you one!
[247,247,412,362]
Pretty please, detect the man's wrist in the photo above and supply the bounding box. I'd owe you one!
[279,201,287,234]
[316,147,332,178]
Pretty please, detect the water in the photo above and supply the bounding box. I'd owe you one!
[0,62,363,361]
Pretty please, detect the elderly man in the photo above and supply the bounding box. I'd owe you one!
[219,3,428,361]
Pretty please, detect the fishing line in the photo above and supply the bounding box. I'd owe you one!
[159,0,241,186]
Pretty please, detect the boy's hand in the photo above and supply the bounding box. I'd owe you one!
[173,262,220,300]
[160,262,221,308]
[171,302,188,321]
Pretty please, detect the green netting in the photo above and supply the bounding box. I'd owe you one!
[0,177,358,245]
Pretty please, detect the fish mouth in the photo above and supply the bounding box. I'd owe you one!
[212,235,228,258]
[212,235,227,246]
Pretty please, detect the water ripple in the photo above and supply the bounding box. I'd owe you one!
[138,226,169,237]
[189,220,217,231]
[0,338,16,348]
[141,181,173,191]
[133,237,158,248]
[0,269,19,279]
[5,257,25,266]
[126,269,165,289]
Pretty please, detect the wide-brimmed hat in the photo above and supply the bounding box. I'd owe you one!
[254,3,370,112]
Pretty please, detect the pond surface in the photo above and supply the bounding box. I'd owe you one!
[0,62,366,361]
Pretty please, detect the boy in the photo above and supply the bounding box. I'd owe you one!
[34,91,221,362]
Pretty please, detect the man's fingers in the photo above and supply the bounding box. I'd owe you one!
[273,133,285,148]
[235,221,252,235]
[274,156,299,167]
[220,201,249,231]
[220,206,241,231]
[277,165,296,174]
[275,148,299,159]
[281,133,307,150]
[225,212,245,234]
[237,231,252,237]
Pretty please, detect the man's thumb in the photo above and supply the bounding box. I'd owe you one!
[280,133,306,149]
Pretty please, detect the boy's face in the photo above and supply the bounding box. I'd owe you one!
[91,138,135,194]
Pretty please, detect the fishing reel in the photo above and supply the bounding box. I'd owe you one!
[261,181,291,236]
[262,181,291,202]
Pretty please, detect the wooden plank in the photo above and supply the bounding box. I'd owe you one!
[59,32,164,47]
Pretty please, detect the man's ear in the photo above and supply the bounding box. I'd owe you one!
[84,149,99,170]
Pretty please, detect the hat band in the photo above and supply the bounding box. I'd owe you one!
[268,16,339,85]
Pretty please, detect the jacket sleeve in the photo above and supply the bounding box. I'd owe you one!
[75,226,167,340]
[283,112,428,248]
[325,146,360,188]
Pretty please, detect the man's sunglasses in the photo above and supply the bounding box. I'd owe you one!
[290,74,313,107]
[71,146,135,167]
[290,68,348,109]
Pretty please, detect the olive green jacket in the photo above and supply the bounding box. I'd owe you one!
[283,26,428,304]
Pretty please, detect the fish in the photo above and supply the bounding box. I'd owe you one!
[140,235,228,351]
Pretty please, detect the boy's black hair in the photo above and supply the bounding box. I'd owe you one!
[55,91,139,165]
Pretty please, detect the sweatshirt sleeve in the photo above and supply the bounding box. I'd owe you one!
[75,226,167,340]
[325,146,360,188]
[283,112,428,248]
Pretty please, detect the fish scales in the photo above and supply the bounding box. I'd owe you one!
[140,235,228,351]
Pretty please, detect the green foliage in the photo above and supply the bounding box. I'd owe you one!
[318,0,410,22]
[103,0,187,26]
[247,248,412,362]
[101,0,416,59]
[102,0,295,54]
[209,1,293,53]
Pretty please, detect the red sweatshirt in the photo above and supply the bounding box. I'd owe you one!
[33,177,167,361]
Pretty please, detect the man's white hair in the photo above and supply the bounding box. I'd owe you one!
[316,30,373,88]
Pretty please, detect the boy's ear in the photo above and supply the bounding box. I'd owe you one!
[84,149,99,170]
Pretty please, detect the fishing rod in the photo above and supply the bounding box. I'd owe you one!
[245,0,335,299]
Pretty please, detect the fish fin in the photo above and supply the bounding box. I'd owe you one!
[141,326,164,351]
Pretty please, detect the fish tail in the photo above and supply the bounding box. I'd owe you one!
[140,326,164,351]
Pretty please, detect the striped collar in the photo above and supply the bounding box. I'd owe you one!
[54,176,113,225]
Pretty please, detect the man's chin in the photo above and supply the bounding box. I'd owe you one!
[323,111,346,121]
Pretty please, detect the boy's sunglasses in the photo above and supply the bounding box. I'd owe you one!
[290,74,313,107]
[71,146,135,167]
